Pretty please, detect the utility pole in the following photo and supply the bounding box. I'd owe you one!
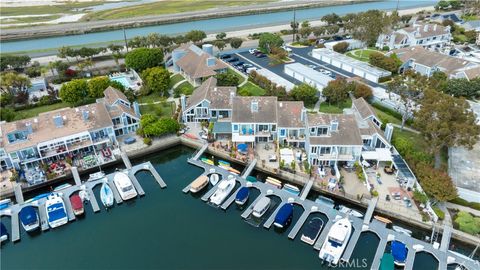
[123,27,129,53]
[292,8,296,43]
[396,0,400,11]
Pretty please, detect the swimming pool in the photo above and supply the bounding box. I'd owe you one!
[110,76,131,89]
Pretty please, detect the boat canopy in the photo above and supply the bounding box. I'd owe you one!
[380,253,394,270]
[253,197,271,212]
[47,203,67,222]
[190,175,208,189]
[329,219,350,243]
[391,241,407,263]
[70,195,83,210]
[235,187,249,201]
[274,203,293,225]
[19,206,37,225]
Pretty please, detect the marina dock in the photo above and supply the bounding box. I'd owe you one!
[241,159,257,178]
[186,157,479,270]
[299,179,313,200]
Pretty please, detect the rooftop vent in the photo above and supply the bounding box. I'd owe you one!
[251,101,259,113]
[53,115,64,128]
[82,110,89,121]
[206,57,216,67]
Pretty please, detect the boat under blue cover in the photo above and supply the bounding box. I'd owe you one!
[47,203,67,222]
[235,187,249,205]
[274,203,293,228]
[0,222,7,240]
[391,240,407,264]
[19,206,38,226]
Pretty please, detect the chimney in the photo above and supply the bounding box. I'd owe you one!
[433,24,437,31]
[423,24,429,32]
[300,108,306,122]
[330,119,338,131]
[53,115,64,128]
[206,57,216,67]
[202,43,214,55]
[133,102,141,117]
[180,94,186,111]
[82,110,89,121]
[251,100,258,113]
[385,123,394,142]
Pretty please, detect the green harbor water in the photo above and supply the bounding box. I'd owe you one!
[1,146,440,270]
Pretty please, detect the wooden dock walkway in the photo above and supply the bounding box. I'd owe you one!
[299,179,313,200]
[363,197,378,224]
[11,211,20,242]
[129,174,145,196]
[241,159,257,178]
[287,209,310,239]
[193,144,208,161]
[263,202,284,229]
[38,200,49,231]
[342,218,363,261]
[440,224,452,252]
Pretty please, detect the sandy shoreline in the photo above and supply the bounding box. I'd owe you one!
[0,0,121,8]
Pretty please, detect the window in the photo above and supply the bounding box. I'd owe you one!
[258,125,268,132]
[310,127,315,135]
[319,147,331,155]
[271,125,276,132]
[211,111,217,117]
[10,152,18,160]
[316,127,328,136]
[233,125,239,132]
[280,129,286,137]
[311,146,318,154]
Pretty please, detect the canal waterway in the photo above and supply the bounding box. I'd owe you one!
[0,0,436,53]
[1,146,445,269]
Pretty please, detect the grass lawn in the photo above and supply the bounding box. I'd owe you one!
[82,0,269,21]
[139,101,175,118]
[13,102,70,121]
[238,81,266,96]
[1,1,105,16]
[319,99,352,114]
[346,49,382,62]
[175,81,194,95]
[169,74,185,89]
[373,107,402,125]
[136,94,168,104]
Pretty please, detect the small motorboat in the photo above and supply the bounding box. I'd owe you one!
[201,158,214,165]
[266,177,282,188]
[100,182,114,208]
[0,199,12,210]
[235,187,249,206]
[392,225,412,236]
[70,194,84,216]
[53,183,72,191]
[228,167,241,175]
[391,240,407,266]
[283,183,300,195]
[209,177,236,206]
[45,193,68,228]
[379,253,394,270]
[19,206,39,232]
[0,222,8,243]
[374,215,392,224]
[301,217,324,245]
[337,205,363,218]
[319,217,352,265]
[209,173,220,185]
[189,175,209,193]
[113,172,137,201]
[252,197,271,218]
[88,171,106,182]
[273,203,293,229]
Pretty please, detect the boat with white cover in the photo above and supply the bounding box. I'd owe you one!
[209,173,220,185]
[100,182,114,208]
[319,217,352,265]
[88,171,106,181]
[189,175,209,193]
[252,197,271,218]
[113,172,137,201]
[337,205,363,218]
[209,177,236,206]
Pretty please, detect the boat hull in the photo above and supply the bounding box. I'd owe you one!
[318,218,352,265]
[45,194,68,229]
[100,183,114,207]
[209,179,236,206]
[113,172,138,201]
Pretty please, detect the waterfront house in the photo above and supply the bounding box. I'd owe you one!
[277,101,307,148]
[173,44,228,87]
[376,23,452,50]
[392,46,480,78]
[101,86,141,137]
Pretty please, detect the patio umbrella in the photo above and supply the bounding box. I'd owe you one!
[237,144,248,152]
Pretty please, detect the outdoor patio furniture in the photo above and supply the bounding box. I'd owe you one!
[268,155,277,162]
[384,166,394,174]
[124,137,136,144]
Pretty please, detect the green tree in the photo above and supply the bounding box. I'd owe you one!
[322,78,353,105]
[333,42,349,53]
[258,33,284,53]
[289,83,319,107]
[414,89,480,168]
[213,40,226,51]
[0,55,31,71]
[444,78,480,99]
[215,72,240,86]
[0,72,31,95]
[57,46,73,62]
[125,48,164,71]
[353,83,373,99]
[321,13,341,25]
[140,114,180,137]
[369,52,401,73]
[215,32,227,40]
[416,163,457,202]
[87,76,125,98]
[185,30,207,43]
[59,79,88,105]
[141,67,170,96]
[229,37,243,49]
[351,10,391,47]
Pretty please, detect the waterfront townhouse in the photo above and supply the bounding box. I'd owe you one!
[393,46,480,78]
[0,87,140,184]
[376,23,452,49]
[172,43,228,86]
[277,101,307,148]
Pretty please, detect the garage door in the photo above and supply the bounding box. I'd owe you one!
[353,68,364,77]
[365,73,379,82]
[331,60,342,68]
[342,64,353,73]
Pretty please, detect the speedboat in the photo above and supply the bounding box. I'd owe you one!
[392,225,412,236]
[53,183,72,191]
[19,206,39,232]
[70,194,84,216]
[252,197,271,218]
[113,172,137,201]
[273,203,293,229]
[45,193,68,228]
[88,171,106,181]
[100,182,114,208]
[319,217,352,265]
[0,199,12,210]
[301,217,324,245]
[209,173,220,185]
[0,222,8,243]
[235,187,249,206]
[283,183,300,195]
[337,205,363,218]
[189,175,209,193]
[379,253,394,270]
[209,177,236,206]
[391,240,407,266]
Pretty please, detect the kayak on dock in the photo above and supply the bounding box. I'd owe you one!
[246,176,257,182]
[201,158,214,165]
[374,215,392,224]
[283,183,300,195]
[266,177,282,189]
[228,167,241,175]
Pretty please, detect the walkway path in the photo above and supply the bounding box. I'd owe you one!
[445,202,480,217]
[391,124,421,134]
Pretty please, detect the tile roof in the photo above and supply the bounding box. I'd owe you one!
[462,66,480,80]
[104,86,129,106]
[232,96,278,123]
[277,101,305,128]
[175,44,228,79]
[185,77,236,111]
[352,97,376,120]
[307,113,363,145]
[1,103,113,152]
[403,23,449,38]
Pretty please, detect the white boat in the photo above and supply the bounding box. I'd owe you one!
[45,193,68,229]
[189,175,209,193]
[100,182,114,208]
[337,205,363,218]
[209,178,236,206]
[252,197,271,218]
[209,173,220,185]
[392,225,412,236]
[319,218,352,265]
[113,172,137,201]
[88,171,106,181]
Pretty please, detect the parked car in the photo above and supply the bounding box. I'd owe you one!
[249,49,259,54]
[307,64,317,69]
[243,63,253,69]
[234,61,244,66]
[246,67,258,74]
[220,54,231,59]
[281,45,292,52]
[403,197,412,208]
[255,53,266,58]
[333,35,343,41]
[124,137,136,144]
[227,57,239,63]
